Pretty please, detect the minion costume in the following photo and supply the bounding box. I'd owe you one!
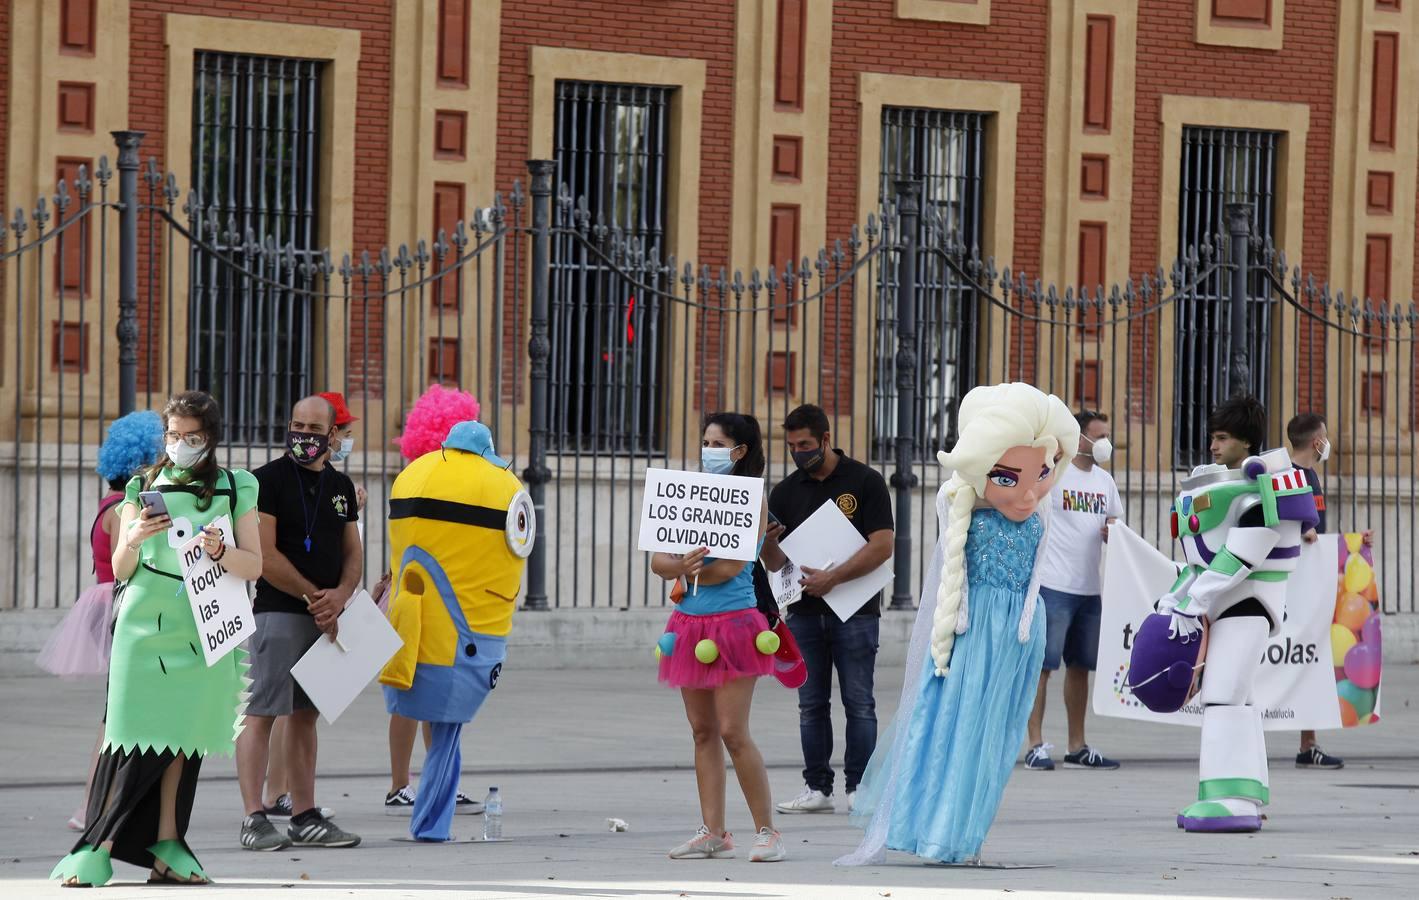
[1147,447,1317,833]
[379,421,534,841]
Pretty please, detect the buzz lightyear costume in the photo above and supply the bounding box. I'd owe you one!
[1158,447,1317,833]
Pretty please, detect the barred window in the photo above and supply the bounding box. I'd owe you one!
[874,108,987,460]
[189,52,322,445]
[549,81,673,454]
[1174,127,1280,469]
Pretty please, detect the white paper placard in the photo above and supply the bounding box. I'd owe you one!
[637,468,763,563]
[179,515,255,667]
[769,558,803,610]
[291,589,404,724]
[1093,523,1343,730]
[778,501,893,622]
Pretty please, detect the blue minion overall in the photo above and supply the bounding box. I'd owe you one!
[379,422,534,840]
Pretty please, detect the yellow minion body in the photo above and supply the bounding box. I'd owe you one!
[379,449,532,692]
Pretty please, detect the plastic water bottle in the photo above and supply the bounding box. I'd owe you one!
[482,787,503,840]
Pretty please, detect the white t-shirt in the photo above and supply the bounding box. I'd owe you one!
[1039,462,1125,596]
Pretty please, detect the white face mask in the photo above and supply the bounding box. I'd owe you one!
[167,441,208,470]
[330,437,355,463]
[1318,439,1331,463]
[1079,435,1113,465]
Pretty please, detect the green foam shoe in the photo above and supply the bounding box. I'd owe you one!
[50,845,113,887]
[1176,800,1262,833]
[147,839,209,884]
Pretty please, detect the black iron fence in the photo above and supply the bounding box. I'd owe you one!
[3,132,1415,617]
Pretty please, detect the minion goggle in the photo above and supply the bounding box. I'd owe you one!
[389,490,536,559]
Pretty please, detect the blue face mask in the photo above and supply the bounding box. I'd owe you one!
[330,437,355,463]
[701,446,737,475]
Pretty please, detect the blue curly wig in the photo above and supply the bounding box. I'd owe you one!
[95,410,165,486]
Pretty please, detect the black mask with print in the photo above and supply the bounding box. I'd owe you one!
[287,431,329,463]
[792,446,825,473]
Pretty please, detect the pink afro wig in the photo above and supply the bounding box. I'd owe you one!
[399,384,481,461]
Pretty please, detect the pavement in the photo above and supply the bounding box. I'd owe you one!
[0,663,1415,899]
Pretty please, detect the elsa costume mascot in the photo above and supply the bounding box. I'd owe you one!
[838,383,1079,867]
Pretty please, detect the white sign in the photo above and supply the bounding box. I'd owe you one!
[179,515,256,667]
[637,468,764,563]
[769,558,803,610]
[1093,523,1341,730]
[778,501,894,622]
[291,590,404,723]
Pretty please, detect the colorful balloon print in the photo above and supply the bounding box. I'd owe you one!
[1343,641,1381,690]
[1335,592,1370,632]
[1337,698,1359,727]
[1361,613,1383,646]
[1343,555,1373,595]
[1329,624,1357,668]
[1336,679,1375,720]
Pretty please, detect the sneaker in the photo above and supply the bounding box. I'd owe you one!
[455,791,485,815]
[846,791,856,814]
[1063,745,1120,770]
[775,786,834,814]
[749,827,786,862]
[1296,746,1345,769]
[240,813,293,851]
[384,784,416,814]
[1024,743,1055,771]
[67,805,86,832]
[263,793,335,820]
[288,813,361,848]
[668,825,735,859]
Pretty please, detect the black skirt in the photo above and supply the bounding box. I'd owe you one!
[70,745,203,871]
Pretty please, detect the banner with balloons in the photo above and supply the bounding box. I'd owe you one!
[1332,534,1382,727]
[1095,524,1365,730]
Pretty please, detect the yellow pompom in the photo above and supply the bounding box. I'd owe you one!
[694,639,720,664]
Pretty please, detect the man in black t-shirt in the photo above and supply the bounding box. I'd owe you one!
[236,395,363,851]
[761,405,893,815]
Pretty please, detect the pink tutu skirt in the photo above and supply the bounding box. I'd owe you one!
[657,607,775,690]
[35,582,114,678]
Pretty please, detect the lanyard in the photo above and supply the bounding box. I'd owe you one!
[290,456,327,553]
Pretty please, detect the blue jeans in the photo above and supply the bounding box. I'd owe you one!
[787,612,880,795]
[1039,586,1102,671]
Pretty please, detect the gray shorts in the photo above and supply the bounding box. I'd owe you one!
[247,611,322,717]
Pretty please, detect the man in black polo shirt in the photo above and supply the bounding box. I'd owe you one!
[762,404,893,815]
[236,395,363,851]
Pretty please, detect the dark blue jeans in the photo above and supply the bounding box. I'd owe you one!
[787,612,879,795]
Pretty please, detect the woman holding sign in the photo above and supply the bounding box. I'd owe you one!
[52,392,263,888]
[837,383,1078,867]
[651,413,785,863]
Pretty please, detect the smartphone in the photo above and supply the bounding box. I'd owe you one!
[138,491,170,518]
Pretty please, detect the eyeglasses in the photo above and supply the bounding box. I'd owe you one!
[165,431,207,449]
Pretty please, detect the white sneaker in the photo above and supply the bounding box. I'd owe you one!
[846,791,855,813]
[749,827,786,862]
[668,825,735,859]
[776,785,834,814]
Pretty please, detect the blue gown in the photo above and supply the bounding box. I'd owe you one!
[865,508,1046,863]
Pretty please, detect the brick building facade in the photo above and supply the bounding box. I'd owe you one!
[2,0,1416,461]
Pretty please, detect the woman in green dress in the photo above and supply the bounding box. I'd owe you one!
[53,391,263,887]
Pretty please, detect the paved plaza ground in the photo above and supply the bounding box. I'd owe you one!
[1,662,1414,899]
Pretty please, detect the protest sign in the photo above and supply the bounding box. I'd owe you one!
[1093,523,1343,730]
[291,589,404,723]
[768,558,803,611]
[179,514,255,667]
[778,500,893,622]
[637,468,763,563]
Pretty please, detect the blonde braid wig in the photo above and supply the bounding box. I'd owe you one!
[929,383,1080,676]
